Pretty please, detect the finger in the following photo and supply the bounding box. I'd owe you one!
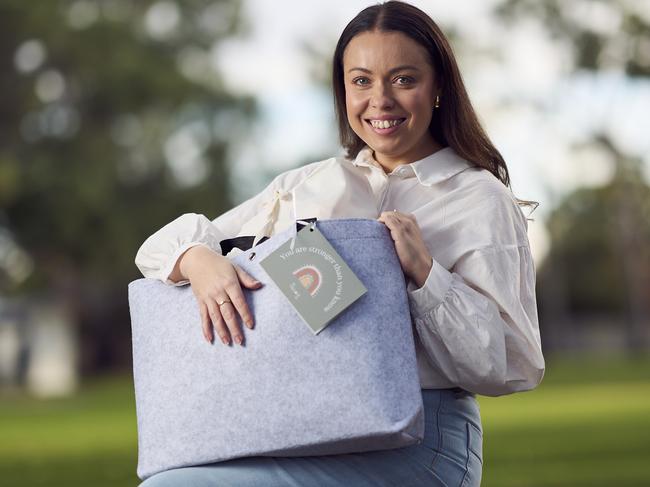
[217,296,244,347]
[378,212,401,229]
[377,212,392,223]
[382,218,408,243]
[402,213,418,228]
[207,300,230,345]
[200,301,213,344]
[382,210,402,219]
[234,264,263,290]
[227,281,255,330]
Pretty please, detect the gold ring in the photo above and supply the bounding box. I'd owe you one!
[217,299,231,306]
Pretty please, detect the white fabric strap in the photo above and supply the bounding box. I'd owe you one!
[252,189,292,248]
[289,219,316,251]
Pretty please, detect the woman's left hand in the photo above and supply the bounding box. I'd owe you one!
[377,210,433,288]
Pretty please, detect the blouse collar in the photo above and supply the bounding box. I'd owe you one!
[352,145,474,186]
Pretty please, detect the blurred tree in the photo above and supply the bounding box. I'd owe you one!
[496,0,650,78]
[0,0,255,372]
[495,0,650,352]
[537,135,650,351]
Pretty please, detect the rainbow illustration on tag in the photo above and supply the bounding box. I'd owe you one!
[259,223,368,334]
[293,265,322,296]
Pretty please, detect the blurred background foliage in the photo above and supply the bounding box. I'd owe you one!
[495,0,650,354]
[538,137,650,352]
[1,0,649,486]
[0,0,254,372]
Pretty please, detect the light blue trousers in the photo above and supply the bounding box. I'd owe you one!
[139,388,482,487]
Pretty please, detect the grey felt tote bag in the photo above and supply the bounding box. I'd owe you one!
[128,218,424,480]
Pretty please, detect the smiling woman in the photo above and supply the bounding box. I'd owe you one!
[343,31,444,170]
[135,1,544,486]
[331,1,540,203]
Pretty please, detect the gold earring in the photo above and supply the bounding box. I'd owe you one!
[434,95,440,109]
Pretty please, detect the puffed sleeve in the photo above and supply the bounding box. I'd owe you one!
[134,176,281,286]
[406,242,545,396]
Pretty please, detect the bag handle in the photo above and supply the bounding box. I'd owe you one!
[219,216,318,256]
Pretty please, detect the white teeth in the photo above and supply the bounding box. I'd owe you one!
[370,118,404,129]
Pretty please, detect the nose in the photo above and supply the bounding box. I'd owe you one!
[369,81,395,110]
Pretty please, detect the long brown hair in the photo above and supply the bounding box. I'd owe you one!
[332,0,538,214]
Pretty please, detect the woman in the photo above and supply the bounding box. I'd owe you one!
[135,1,545,485]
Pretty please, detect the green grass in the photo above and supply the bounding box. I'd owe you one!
[478,353,650,487]
[1,354,649,486]
[0,375,139,486]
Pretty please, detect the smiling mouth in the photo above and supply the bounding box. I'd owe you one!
[365,118,406,129]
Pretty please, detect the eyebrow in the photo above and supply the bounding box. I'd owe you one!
[347,65,420,74]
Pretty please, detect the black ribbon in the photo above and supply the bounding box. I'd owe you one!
[218,217,318,256]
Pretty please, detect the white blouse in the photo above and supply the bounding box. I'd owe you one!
[135,145,545,396]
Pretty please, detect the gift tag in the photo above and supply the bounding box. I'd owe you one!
[259,221,367,335]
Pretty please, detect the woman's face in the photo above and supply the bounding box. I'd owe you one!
[343,30,440,168]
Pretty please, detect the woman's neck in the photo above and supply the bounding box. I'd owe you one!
[372,137,445,173]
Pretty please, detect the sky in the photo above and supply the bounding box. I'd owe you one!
[208,0,650,265]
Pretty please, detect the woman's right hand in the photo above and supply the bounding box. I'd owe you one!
[178,245,263,346]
